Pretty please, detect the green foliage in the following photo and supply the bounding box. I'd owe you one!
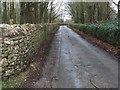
[9,19,14,25]
[1,71,28,88]
[70,19,120,48]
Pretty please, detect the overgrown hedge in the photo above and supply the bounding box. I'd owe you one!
[69,19,120,48]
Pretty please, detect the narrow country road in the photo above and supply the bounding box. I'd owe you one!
[33,26,118,88]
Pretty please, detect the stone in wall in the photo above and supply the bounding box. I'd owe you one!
[0,23,57,80]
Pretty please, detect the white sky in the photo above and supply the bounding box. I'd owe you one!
[55,0,119,21]
[110,0,119,12]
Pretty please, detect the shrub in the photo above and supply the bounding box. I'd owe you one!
[69,19,120,48]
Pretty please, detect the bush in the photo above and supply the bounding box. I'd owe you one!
[69,19,120,48]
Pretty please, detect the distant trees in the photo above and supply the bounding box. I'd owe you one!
[1,0,61,24]
[68,2,115,23]
[2,1,15,24]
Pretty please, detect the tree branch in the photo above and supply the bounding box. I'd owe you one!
[112,0,118,6]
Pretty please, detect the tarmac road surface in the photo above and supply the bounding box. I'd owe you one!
[33,26,118,88]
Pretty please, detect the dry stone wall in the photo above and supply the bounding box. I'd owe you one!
[0,23,57,79]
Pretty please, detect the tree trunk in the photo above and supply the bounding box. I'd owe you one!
[2,2,7,23]
[80,2,84,24]
[118,1,120,19]
[10,2,15,24]
[0,1,2,23]
[15,2,20,24]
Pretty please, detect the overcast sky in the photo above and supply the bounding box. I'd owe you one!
[110,0,119,11]
[54,0,119,21]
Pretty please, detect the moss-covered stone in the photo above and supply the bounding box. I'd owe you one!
[0,23,57,80]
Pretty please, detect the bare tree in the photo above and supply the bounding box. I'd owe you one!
[111,0,120,18]
[68,2,112,23]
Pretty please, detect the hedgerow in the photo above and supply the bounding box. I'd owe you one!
[69,19,120,48]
